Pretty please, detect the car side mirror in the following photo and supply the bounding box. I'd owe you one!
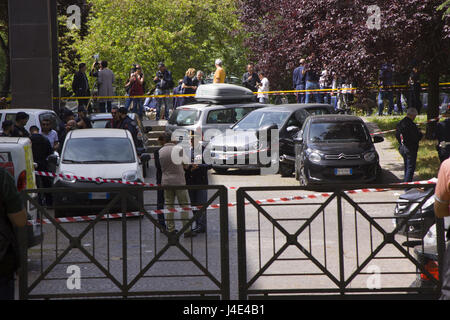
[286,126,300,133]
[140,153,151,163]
[373,135,384,143]
[294,131,303,144]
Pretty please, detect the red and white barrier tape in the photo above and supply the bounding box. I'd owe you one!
[28,178,437,225]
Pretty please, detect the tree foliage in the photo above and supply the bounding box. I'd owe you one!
[238,0,450,135]
[62,0,248,95]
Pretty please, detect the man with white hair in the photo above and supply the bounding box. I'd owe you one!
[213,59,226,84]
[395,108,423,182]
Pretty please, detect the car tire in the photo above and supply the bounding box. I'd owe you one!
[279,163,293,177]
[213,167,228,174]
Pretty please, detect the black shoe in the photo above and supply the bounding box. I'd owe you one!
[193,227,206,234]
[184,231,197,238]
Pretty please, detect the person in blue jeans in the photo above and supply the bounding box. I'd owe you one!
[378,63,395,116]
[154,62,173,120]
[395,108,423,182]
[293,59,306,103]
[303,65,320,104]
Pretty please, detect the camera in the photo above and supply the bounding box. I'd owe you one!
[92,54,100,62]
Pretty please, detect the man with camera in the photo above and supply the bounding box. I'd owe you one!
[90,59,115,113]
[154,62,174,121]
[125,64,145,120]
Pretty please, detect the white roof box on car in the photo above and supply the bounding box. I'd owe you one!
[195,83,255,103]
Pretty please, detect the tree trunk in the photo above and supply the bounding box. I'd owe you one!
[425,68,440,140]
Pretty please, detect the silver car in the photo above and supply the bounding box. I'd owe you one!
[165,84,267,145]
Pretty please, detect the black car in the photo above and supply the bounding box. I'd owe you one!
[207,103,334,174]
[294,115,384,186]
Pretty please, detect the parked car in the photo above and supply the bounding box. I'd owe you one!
[0,137,43,247]
[294,114,384,186]
[166,83,265,145]
[0,108,64,135]
[206,103,335,174]
[49,128,150,217]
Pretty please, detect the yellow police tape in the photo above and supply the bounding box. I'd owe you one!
[3,82,450,102]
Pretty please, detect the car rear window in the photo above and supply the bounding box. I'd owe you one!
[305,107,332,115]
[206,107,258,124]
[169,109,200,126]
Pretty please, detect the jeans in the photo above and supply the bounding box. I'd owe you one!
[164,189,191,233]
[305,81,319,104]
[378,90,394,116]
[0,273,14,300]
[188,189,208,230]
[125,97,144,119]
[98,101,112,113]
[295,84,305,103]
[330,95,338,110]
[319,85,330,104]
[155,89,171,120]
[399,145,417,182]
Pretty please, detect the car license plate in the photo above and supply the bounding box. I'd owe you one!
[89,192,109,200]
[335,168,352,176]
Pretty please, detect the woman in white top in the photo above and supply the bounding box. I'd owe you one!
[257,71,270,104]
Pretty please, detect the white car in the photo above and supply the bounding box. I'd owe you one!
[50,128,150,218]
[0,137,43,247]
[0,108,64,135]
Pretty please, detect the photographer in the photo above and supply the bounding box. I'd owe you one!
[90,59,115,113]
[154,62,174,120]
[125,64,145,120]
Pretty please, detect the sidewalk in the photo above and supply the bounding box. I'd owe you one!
[364,120,404,183]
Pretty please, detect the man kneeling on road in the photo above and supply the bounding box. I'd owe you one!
[158,133,196,238]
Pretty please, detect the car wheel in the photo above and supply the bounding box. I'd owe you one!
[213,167,228,174]
[279,163,293,177]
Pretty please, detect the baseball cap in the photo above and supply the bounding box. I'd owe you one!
[158,62,165,68]
[215,59,223,66]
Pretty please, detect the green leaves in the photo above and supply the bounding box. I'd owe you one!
[61,0,248,95]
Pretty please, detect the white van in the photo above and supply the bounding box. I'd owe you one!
[0,137,43,247]
[0,108,64,135]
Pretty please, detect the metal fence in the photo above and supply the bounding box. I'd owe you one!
[18,184,229,299]
[236,184,446,300]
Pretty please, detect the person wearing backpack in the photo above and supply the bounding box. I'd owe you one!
[0,167,27,300]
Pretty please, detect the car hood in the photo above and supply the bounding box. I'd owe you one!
[209,130,258,147]
[309,141,374,154]
[57,163,139,180]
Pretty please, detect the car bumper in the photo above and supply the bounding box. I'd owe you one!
[52,180,143,217]
[305,159,379,184]
[209,149,273,169]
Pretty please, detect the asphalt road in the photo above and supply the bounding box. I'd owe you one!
[23,152,424,299]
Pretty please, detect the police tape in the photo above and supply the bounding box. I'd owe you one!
[50,82,450,101]
[28,175,437,225]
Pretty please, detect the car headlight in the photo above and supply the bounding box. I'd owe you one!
[308,151,321,163]
[364,151,377,162]
[61,171,77,183]
[122,170,138,182]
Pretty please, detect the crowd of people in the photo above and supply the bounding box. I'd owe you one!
[292,57,427,116]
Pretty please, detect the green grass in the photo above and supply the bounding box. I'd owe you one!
[366,115,440,180]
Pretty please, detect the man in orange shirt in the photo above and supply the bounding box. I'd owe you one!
[213,59,226,84]
[434,158,450,299]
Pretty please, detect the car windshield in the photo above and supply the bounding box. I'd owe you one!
[63,138,135,163]
[232,111,291,130]
[309,122,369,143]
[169,109,200,126]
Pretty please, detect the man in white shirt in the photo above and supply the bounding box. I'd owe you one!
[40,119,59,152]
[257,71,269,104]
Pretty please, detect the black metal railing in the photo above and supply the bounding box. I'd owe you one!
[18,185,229,300]
[236,184,446,300]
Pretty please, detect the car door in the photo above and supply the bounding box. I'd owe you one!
[280,109,308,157]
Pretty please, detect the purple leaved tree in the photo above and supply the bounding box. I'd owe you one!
[238,0,450,137]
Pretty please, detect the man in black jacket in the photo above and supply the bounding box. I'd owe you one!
[30,126,53,205]
[185,134,210,233]
[395,108,423,182]
[435,106,450,163]
[11,112,30,138]
[154,62,174,120]
[72,63,91,109]
[242,64,261,101]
